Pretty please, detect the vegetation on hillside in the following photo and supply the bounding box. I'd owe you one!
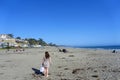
[6,34,56,46]
[25,38,48,46]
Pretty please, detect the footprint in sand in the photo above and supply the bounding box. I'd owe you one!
[31,73,42,79]
[91,74,99,78]
[72,68,85,74]
[61,57,66,59]
[0,65,6,68]
[0,73,4,75]
[72,68,80,74]
[69,55,75,57]
[5,60,12,62]
[61,78,70,80]
[64,68,69,70]
[58,66,62,68]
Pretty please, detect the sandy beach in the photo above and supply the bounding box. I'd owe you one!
[0,46,120,80]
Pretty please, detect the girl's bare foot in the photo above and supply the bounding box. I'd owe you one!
[45,75,49,77]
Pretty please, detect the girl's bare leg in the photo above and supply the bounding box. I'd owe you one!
[44,67,48,77]
[46,68,48,77]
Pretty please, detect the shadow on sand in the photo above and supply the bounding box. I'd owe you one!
[32,68,44,76]
[32,68,40,74]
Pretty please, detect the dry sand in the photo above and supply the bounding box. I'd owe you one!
[0,46,120,80]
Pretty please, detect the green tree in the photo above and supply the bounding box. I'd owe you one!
[16,37,21,39]
[38,38,48,46]
[27,38,38,45]
[48,42,56,46]
[23,38,49,46]
[7,34,14,38]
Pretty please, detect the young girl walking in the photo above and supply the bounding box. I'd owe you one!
[42,51,51,77]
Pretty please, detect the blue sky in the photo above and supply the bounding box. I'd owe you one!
[0,0,120,46]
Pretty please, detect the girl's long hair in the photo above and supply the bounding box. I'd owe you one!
[45,51,50,59]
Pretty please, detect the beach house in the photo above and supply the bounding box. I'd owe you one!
[0,34,29,48]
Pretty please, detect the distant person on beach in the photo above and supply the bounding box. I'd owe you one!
[112,50,117,53]
[7,42,10,51]
[62,49,67,53]
[42,51,51,77]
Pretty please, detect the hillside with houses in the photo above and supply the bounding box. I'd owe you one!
[0,34,54,48]
[0,34,29,48]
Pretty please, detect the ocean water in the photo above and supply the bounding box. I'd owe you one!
[73,45,120,49]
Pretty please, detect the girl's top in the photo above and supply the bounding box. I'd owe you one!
[43,57,50,68]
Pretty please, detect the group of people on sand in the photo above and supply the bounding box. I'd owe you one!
[39,51,51,77]
[59,48,67,53]
[14,46,25,52]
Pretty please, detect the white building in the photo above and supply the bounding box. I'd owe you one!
[0,34,12,40]
[0,34,29,48]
